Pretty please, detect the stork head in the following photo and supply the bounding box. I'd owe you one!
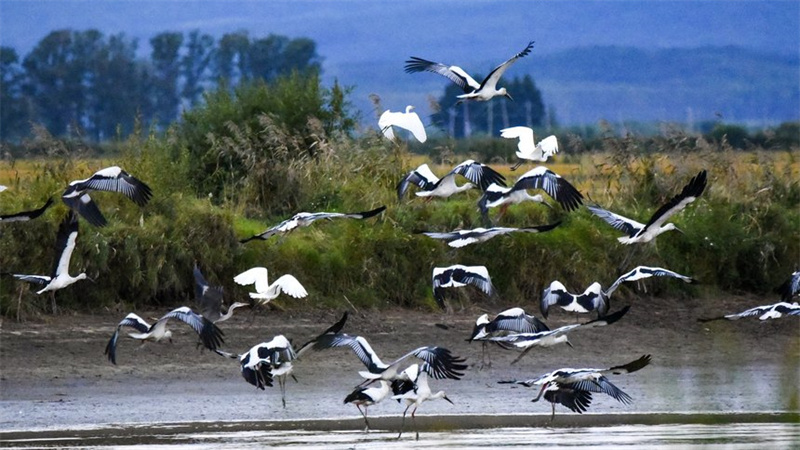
[405,105,415,114]
[664,223,684,234]
[434,391,454,405]
[500,88,513,101]
[165,329,174,343]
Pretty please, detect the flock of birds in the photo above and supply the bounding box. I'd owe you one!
[2,40,799,439]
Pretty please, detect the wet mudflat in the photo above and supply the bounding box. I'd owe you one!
[1,295,798,447]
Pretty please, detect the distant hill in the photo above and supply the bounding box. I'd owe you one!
[346,46,799,129]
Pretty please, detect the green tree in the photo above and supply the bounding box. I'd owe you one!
[181,30,214,107]
[150,32,184,125]
[0,46,31,141]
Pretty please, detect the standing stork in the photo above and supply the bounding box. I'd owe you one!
[393,363,454,440]
[379,105,427,143]
[776,271,800,302]
[343,380,392,432]
[9,211,91,313]
[405,41,534,102]
[432,264,496,310]
[397,160,506,201]
[240,206,386,243]
[61,166,152,227]
[500,126,560,170]
[104,306,224,365]
[588,170,707,245]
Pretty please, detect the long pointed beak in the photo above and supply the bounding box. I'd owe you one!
[674,226,685,234]
[505,93,514,102]
[444,395,454,405]
[566,340,574,349]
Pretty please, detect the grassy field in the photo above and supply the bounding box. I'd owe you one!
[1,133,798,317]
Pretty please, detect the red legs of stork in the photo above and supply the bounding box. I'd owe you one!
[397,404,420,440]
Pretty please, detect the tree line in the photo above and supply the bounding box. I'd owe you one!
[0,29,322,142]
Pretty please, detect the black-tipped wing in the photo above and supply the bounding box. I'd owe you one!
[404,57,480,93]
[488,308,550,334]
[544,385,593,413]
[296,311,349,358]
[397,164,439,200]
[11,274,51,285]
[513,166,583,211]
[540,281,572,318]
[399,346,467,381]
[479,41,534,91]
[0,198,54,222]
[344,206,386,220]
[641,169,707,233]
[310,333,381,370]
[433,265,495,310]
[564,377,633,404]
[161,306,224,350]
[62,192,107,227]
[77,166,153,207]
[606,354,652,375]
[104,313,151,365]
[587,205,643,237]
[193,264,225,322]
[449,160,506,191]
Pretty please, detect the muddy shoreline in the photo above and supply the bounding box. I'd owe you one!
[1,294,798,433]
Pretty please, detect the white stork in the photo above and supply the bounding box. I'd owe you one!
[588,170,707,244]
[397,160,506,200]
[419,222,560,248]
[379,106,427,143]
[0,198,53,223]
[104,306,224,365]
[487,306,631,364]
[393,363,454,440]
[776,271,800,302]
[699,301,800,322]
[240,206,386,243]
[405,41,534,102]
[10,211,91,313]
[500,126,560,170]
[233,267,308,305]
[61,166,152,227]
[467,307,550,368]
[432,264,496,310]
[478,166,583,222]
[502,354,651,419]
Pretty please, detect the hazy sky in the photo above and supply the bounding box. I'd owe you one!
[2,1,798,125]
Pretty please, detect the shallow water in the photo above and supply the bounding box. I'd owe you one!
[3,421,799,449]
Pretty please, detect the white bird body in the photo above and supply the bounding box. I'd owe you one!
[233,267,308,304]
[344,380,392,431]
[432,264,496,310]
[604,266,694,297]
[500,126,560,169]
[469,307,550,342]
[405,41,534,102]
[589,170,707,244]
[379,105,427,143]
[104,306,224,365]
[61,166,152,227]
[397,160,506,200]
